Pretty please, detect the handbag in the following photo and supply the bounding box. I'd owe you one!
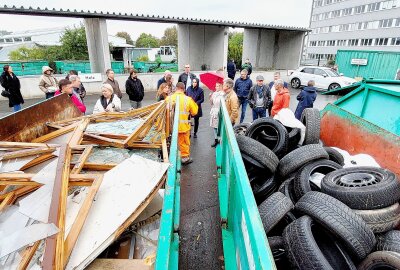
[1,89,10,98]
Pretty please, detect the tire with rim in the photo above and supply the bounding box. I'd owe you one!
[354,203,400,233]
[291,78,301,89]
[277,144,329,178]
[294,159,342,201]
[245,118,288,158]
[376,230,400,253]
[323,147,345,166]
[328,83,341,91]
[295,192,376,261]
[268,236,290,269]
[258,192,294,234]
[358,251,400,270]
[283,215,357,270]
[233,122,251,136]
[301,108,321,145]
[321,167,400,210]
[236,135,279,174]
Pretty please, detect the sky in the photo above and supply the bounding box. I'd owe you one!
[0,0,313,40]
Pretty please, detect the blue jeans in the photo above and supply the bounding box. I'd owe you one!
[238,96,248,123]
[252,107,266,121]
[13,104,21,112]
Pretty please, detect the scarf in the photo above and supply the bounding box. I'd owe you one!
[256,85,264,98]
[100,95,114,110]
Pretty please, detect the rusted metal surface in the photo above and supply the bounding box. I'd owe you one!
[321,104,400,177]
[0,94,82,142]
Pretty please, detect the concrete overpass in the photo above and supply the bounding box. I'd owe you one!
[0,5,309,72]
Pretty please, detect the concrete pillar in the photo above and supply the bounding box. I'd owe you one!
[178,24,228,71]
[84,18,111,73]
[122,48,133,70]
[242,28,304,70]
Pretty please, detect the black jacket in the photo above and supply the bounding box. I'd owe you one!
[125,76,144,102]
[178,72,196,88]
[1,72,24,107]
[227,61,236,78]
[247,84,271,110]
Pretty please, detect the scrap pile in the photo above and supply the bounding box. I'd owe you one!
[0,101,171,269]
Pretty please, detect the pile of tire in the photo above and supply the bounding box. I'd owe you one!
[234,108,400,269]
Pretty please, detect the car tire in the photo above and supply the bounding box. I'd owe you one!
[301,108,321,145]
[328,83,341,90]
[295,192,376,261]
[291,78,301,89]
[278,177,297,203]
[236,135,279,174]
[233,122,251,136]
[321,167,400,210]
[251,175,278,203]
[376,230,400,253]
[358,251,400,270]
[245,118,289,159]
[354,203,400,233]
[268,236,290,269]
[294,159,342,201]
[283,215,357,270]
[287,127,301,151]
[258,192,294,234]
[277,144,329,179]
[323,147,345,166]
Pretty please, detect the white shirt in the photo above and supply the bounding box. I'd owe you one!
[271,85,277,102]
[93,94,122,114]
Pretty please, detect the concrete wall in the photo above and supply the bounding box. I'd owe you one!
[178,24,228,71]
[0,71,291,100]
[243,29,304,70]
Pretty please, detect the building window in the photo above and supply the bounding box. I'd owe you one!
[23,37,32,41]
[318,40,326,46]
[395,18,400,27]
[325,0,333,5]
[0,39,4,43]
[355,5,366,14]
[332,10,341,18]
[327,40,336,46]
[309,41,317,46]
[391,37,400,45]
[361,38,373,46]
[343,8,353,16]
[375,38,389,45]
[349,39,359,46]
[339,24,350,31]
[13,37,22,42]
[368,2,381,12]
[379,19,393,28]
[5,38,12,43]
[337,40,347,46]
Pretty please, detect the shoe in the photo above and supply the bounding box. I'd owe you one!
[194,133,197,138]
[181,157,193,165]
[211,139,219,148]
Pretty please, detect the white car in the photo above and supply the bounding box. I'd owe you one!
[289,66,357,91]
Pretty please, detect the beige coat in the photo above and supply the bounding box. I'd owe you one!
[39,74,58,93]
[225,90,239,125]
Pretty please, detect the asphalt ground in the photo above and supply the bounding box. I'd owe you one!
[0,88,338,269]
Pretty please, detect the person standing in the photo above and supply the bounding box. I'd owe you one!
[178,64,196,91]
[268,72,288,115]
[224,78,239,125]
[69,75,84,104]
[209,79,225,147]
[125,69,144,109]
[234,69,253,123]
[166,82,198,165]
[248,75,271,120]
[93,84,122,113]
[186,77,204,138]
[227,59,236,80]
[157,70,171,89]
[104,69,122,99]
[66,70,86,100]
[271,79,290,117]
[1,65,24,112]
[54,79,86,113]
[39,66,58,99]
[295,80,317,120]
[241,58,253,76]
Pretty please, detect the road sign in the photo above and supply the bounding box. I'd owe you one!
[351,59,368,65]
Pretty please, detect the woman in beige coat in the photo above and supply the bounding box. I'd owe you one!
[39,66,58,99]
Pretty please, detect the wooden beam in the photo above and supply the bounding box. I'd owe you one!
[20,153,56,171]
[82,163,117,171]
[0,192,15,211]
[0,186,39,202]
[64,175,103,266]
[32,122,79,143]
[69,119,90,147]
[71,145,93,174]
[0,180,41,186]
[0,147,56,161]
[83,133,125,148]
[18,240,41,270]
[0,142,59,148]
[161,137,169,163]
[0,173,35,180]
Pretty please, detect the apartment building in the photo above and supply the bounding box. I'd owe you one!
[305,0,400,62]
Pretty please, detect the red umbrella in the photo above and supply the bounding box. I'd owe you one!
[199,72,224,92]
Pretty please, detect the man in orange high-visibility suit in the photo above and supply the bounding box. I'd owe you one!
[166,82,198,165]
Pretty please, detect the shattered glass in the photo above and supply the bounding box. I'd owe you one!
[85,118,144,135]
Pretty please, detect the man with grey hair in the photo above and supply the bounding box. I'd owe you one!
[157,70,171,89]
[223,78,239,125]
[104,69,122,99]
[178,64,196,91]
[271,79,290,117]
[268,71,288,115]
[234,69,253,123]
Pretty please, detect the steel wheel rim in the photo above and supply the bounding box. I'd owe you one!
[334,172,382,187]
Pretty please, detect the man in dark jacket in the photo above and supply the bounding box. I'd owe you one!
[227,59,236,80]
[125,69,145,109]
[295,80,317,120]
[248,75,271,120]
[241,58,253,76]
[104,69,122,99]
[268,71,288,115]
[1,65,24,112]
[157,70,171,89]
[234,69,253,123]
[178,64,196,91]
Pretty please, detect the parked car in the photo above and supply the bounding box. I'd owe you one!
[289,66,357,91]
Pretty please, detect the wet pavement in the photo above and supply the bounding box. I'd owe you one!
[0,87,338,269]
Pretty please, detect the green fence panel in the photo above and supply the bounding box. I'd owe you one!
[0,61,48,75]
[111,61,124,74]
[216,101,276,270]
[155,99,180,270]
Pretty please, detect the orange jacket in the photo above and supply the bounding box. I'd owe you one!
[271,87,290,117]
[166,92,198,133]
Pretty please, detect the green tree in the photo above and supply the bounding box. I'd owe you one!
[59,25,89,60]
[116,31,134,45]
[135,33,160,48]
[228,32,243,68]
[160,26,177,46]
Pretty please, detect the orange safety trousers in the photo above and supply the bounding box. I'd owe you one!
[178,131,191,158]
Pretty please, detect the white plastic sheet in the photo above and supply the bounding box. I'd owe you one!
[273,108,306,145]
